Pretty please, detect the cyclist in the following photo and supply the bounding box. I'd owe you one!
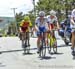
[70,9,75,50]
[47,10,60,48]
[35,11,49,53]
[19,16,32,47]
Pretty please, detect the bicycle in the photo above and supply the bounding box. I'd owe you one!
[48,29,57,54]
[39,32,46,57]
[21,32,30,55]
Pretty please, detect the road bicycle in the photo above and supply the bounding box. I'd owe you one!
[21,32,30,55]
[48,29,57,54]
[39,32,46,57]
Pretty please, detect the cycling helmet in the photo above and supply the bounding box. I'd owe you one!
[24,16,30,21]
[72,9,75,15]
[50,10,56,16]
[39,11,45,17]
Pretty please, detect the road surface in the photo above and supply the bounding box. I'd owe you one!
[0,37,75,69]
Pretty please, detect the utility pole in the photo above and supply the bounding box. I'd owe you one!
[33,0,36,17]
[11,8,17,35]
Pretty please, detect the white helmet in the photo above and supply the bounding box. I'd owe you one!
[39,11,45,17]
[50,10,56,16]
[72,9,75,15]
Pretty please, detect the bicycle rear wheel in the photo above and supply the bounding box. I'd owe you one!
[53,40,57,53]
[27,44,30,54]
[48,39,52,54]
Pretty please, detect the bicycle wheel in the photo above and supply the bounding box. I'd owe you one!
[26,33,30,53]
[25,32,30,54]
[53,40,57,53]
[47,34,52,54]
[41,41,46,57]
[48,38,52,54]
[27,43,30,54]
[39,32,46,57]
[22,41,27,54]
[48,35,54,54]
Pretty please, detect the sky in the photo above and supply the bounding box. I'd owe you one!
[0,0,38,17]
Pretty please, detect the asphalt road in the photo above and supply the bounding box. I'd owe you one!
[0,37,75,69]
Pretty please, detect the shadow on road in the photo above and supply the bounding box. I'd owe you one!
[0,44,71,54]
[58,44,71,47]
[39,56,56,60]
[50,52,63,55]
[22,52,35,55]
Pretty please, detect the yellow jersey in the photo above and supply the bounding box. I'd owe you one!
[20,16,32,32]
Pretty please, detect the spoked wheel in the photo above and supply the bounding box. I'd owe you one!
[22,40,30,55]
[23,42,27,54]
[24,39,30,54]
[39,40,46,58]
[26,44,30,54]
[48,37,57,54]
[48,41,52,54]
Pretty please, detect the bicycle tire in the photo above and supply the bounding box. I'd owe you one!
[39,32,46,57]
[48,38,52,54]
[53,40,57,53]
[48,36,57,54]
[41,41,46,57]
[25,32,30,54]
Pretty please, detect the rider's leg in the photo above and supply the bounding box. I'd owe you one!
[71,32,75,50]
[25,32,28,47]
[21,33,25,47]
[37,36,41,53]
[44,32,48,46]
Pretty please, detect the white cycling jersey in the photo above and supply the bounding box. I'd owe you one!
[35,17,48,28]
[47,15,58,24]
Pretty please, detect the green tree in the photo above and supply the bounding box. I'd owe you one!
[28,11,35,26]
[15,12,24,22]
[15,12,25,30]
[36,0,74,21]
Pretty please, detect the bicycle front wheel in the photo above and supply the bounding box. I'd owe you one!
[39,41,46,57]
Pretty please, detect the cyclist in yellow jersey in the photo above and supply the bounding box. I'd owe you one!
[20,16,32,32]
[19,15,32,42]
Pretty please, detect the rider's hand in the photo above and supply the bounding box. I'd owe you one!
[20,30,23,33]
[35,26,39,32]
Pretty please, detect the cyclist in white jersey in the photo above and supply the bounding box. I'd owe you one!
[47,10,59,48]
[70,9,75,50]
[35,11,48,53]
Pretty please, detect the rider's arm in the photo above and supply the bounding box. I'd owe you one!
[56,21,60,29]
[19,27,22,32]
[35,24,39,31]
[71,11,75,25]
[35,18,39,31]
[55,16,60,29]
[71,17,75,25]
